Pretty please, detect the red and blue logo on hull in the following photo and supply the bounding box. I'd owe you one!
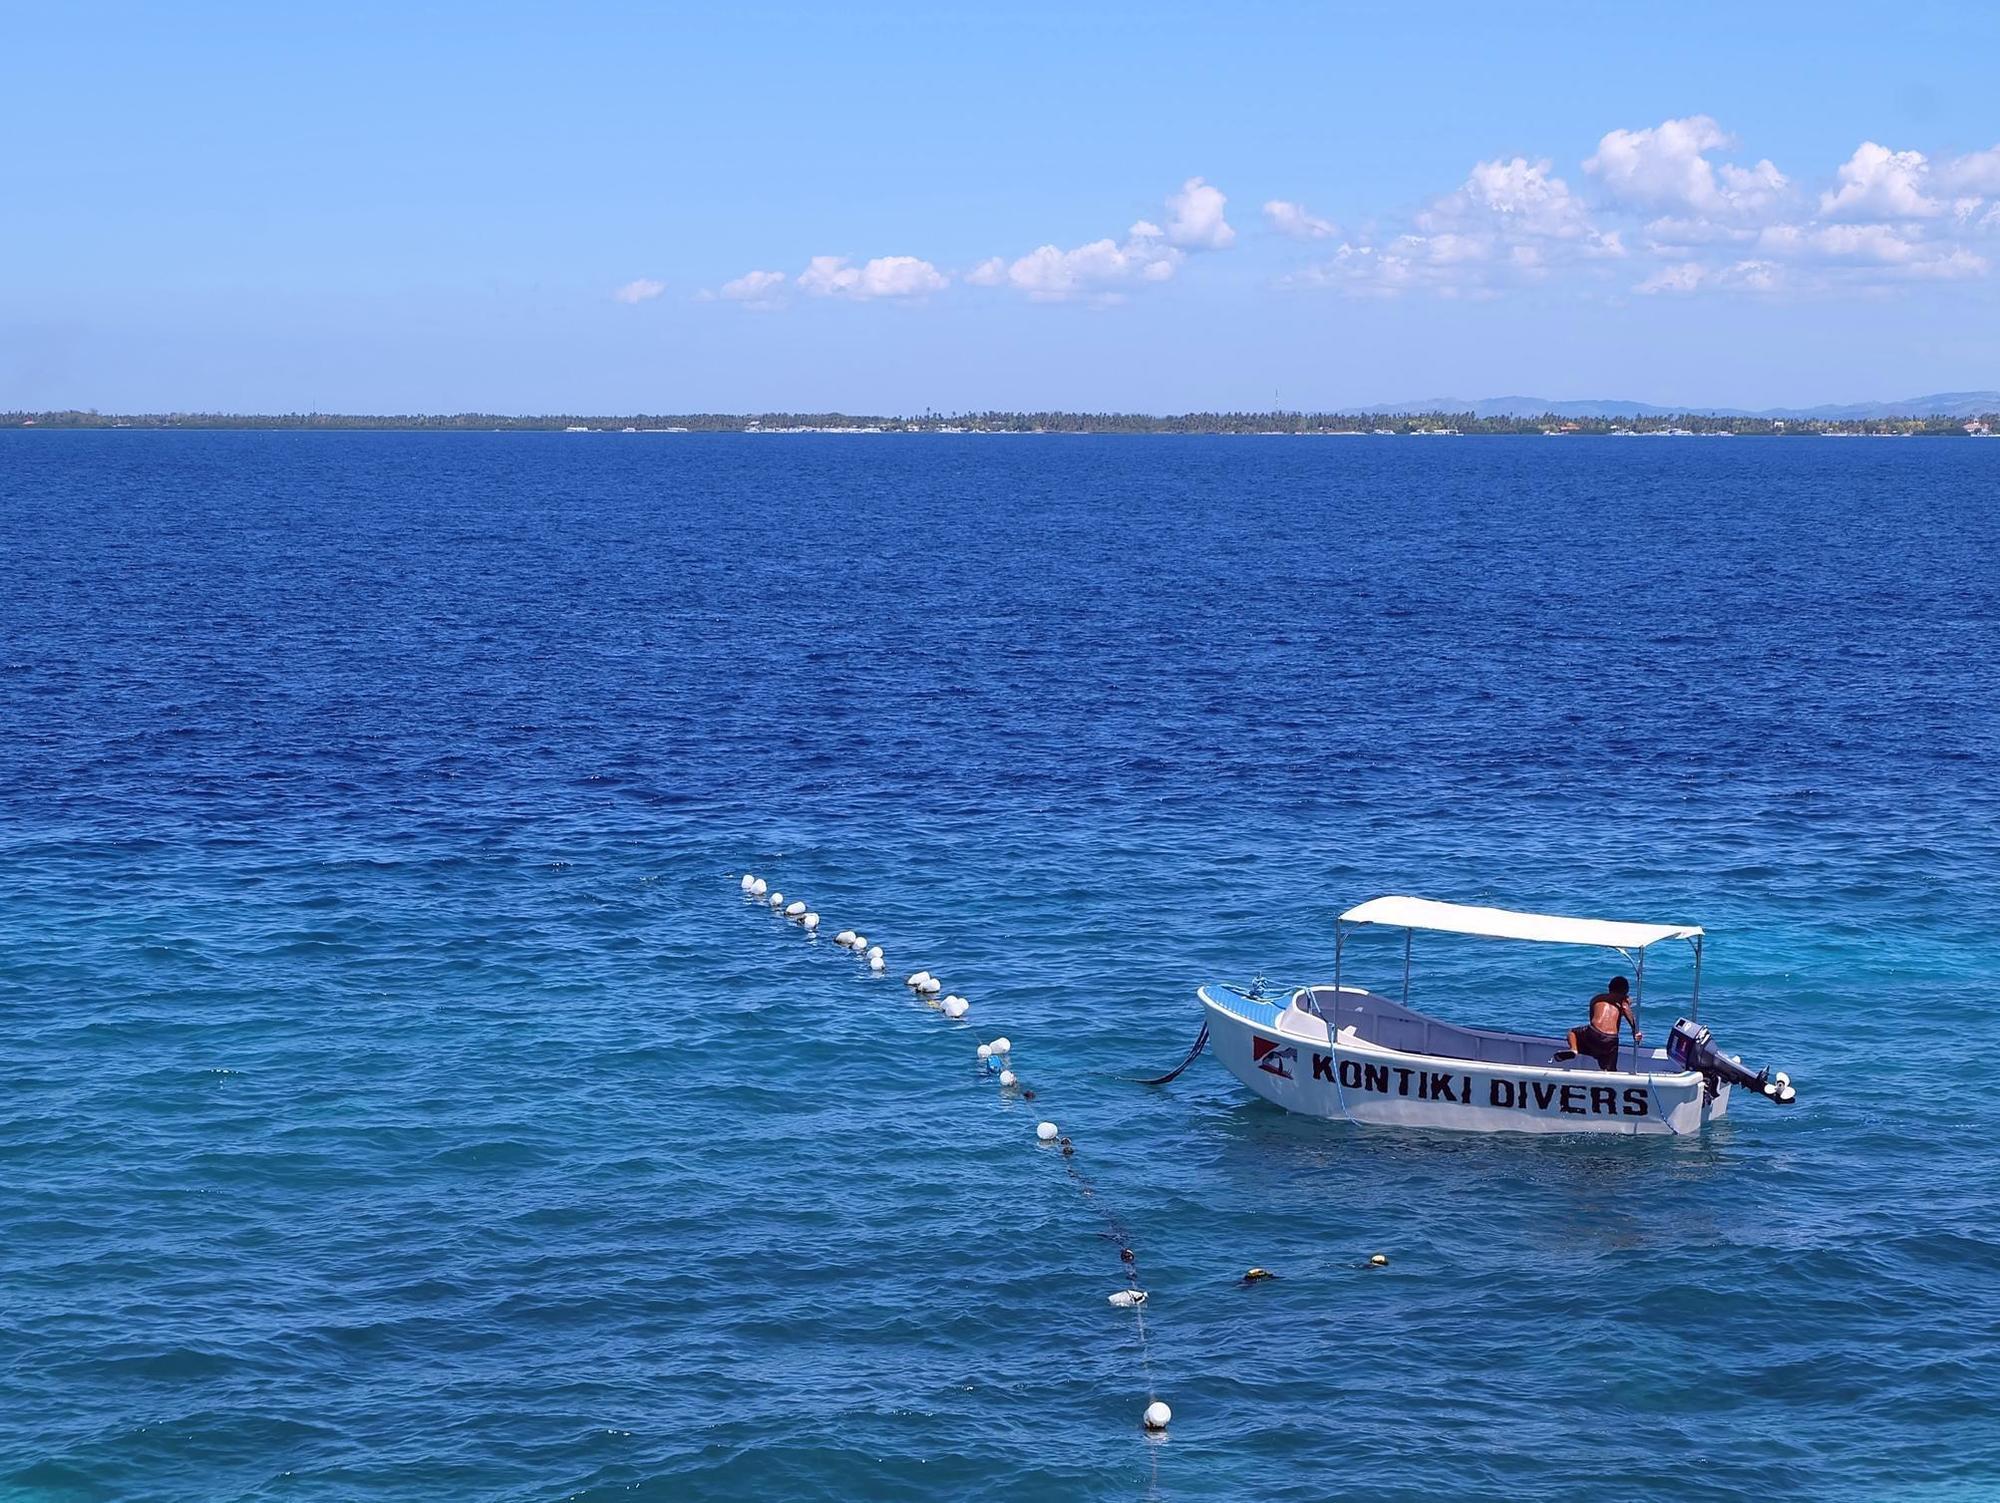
[1251,1035,1297,1080]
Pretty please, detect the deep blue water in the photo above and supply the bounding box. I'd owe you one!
[2,430,1997,1502]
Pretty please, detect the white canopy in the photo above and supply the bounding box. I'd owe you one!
[1338,896,1702,951]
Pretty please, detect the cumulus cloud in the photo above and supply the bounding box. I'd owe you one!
[1286,115,1993,299]
[1585,115,1788,221]
[1424,156,1620,249]
[1163,176,1235,249]
[967,178,1232,301]
[1943,144,2000,195]
[715,269,787,307]
[968,227,1181,301]
[1819,142,1941,219]
[1308,155,1622,296]
[1638,259,1780,295]
[1756,220,1986,278]
[613,278,666,304]
[1264,199,1337,239]
[1290,232,1508,298]
[796,255,948,299]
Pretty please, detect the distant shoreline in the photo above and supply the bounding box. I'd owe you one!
[8,409,1996,437]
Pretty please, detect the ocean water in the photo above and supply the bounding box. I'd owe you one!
[1,430,1996,1502]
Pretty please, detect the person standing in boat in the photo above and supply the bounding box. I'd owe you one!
[1554,976,1641,1071]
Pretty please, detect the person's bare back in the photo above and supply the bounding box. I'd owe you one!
[1554,975,1642,1070]
[1588,990,1635,1036]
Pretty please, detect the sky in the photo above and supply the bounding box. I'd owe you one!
[5,0,1999,414]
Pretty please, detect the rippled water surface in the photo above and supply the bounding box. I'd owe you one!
[2,431,1997,1501]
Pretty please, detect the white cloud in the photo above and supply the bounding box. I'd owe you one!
[1297,117,1995,298]
[1424,156,1625,255]
[613,278,666,304]
[1819,142,1941,220]
[796,254,948,299]
[1264,199,1337,240]
[715,269,788,307]
[1942,144,2000,195]
[1163,176,1235,249]
[967,179,1228,300]
[1313,155,1622,297]
[1638,259,1780,295]
[1294,231,1510,298]
[1586,116,1787,221]
[1749,220,1986,281]
[971,231,1181,301]
[1638,261,1705,294]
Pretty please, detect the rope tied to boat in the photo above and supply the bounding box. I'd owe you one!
[1130,976,1307,1085]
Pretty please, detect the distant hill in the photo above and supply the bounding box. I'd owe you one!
[1374,392,2000,420]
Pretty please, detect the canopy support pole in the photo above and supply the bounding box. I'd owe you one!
[1632,949,1646,1071]
[1402,929,1412,1007]
[1691,934,1703,1022]
[1333,923,1344,1001]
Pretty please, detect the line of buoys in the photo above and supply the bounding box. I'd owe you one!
[733,871,1169,1436]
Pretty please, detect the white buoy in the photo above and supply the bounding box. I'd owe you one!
[905,971,929,989]
[834,929,856,947]
[1108,1290,1147,1308]
[750,878,767,896]
[851,935,868,952]
[740,874,756,892]
[942,997,969,1019]
[1143,1401,1171,1431]
[999,1069,1017,1087]
[866,944,882,962]
[976,1044,992,1062]
[989,1036,1011,1055]
[802,913,819,931]
[918,976,942,996]
[769,892,784,909]
[1036,1121,1058,1142]
[785,900,806,918]
[868,953,884,971]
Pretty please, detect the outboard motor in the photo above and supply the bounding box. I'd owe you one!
[1667,1018,1796,1104]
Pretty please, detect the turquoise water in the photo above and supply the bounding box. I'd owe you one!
[1,431,1996,1500]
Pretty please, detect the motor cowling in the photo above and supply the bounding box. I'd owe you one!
[1667,1018,1796,1104]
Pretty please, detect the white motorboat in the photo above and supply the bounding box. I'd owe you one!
[1197,896,1795,1136]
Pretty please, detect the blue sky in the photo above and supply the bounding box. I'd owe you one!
[7,1,1998,413]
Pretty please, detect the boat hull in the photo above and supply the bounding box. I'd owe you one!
[1201,986,1725,1136]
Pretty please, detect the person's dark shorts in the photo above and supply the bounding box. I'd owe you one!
[1576,1024,1620,1071]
